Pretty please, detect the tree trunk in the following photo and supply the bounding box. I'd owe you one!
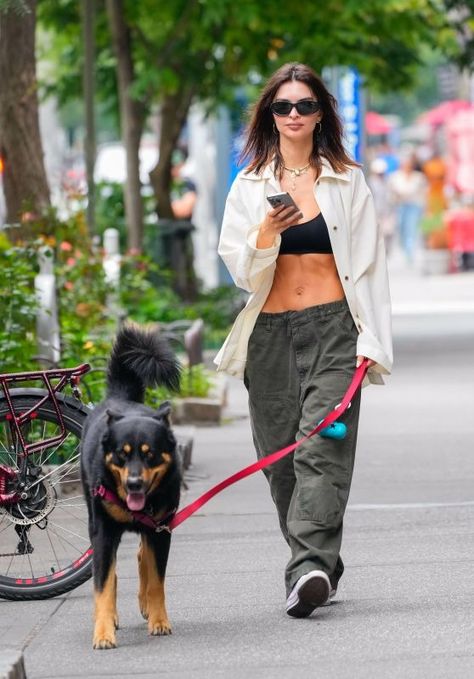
[149,87,198,300]
[106,0,146,253]
[149,87,194,219]
[0,0,50,234]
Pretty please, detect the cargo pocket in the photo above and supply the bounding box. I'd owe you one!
[295,478,344,527]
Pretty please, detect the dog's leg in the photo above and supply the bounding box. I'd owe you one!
[92,526,121,650]
[142,532,172,636]
[138,537,149,620]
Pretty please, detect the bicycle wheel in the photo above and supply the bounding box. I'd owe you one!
[0,391,93,600]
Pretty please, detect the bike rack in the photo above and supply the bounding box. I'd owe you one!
[0,363,91,459]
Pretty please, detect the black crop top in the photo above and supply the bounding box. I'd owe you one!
[279,212,332,255]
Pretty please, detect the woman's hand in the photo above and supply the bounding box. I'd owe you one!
[356,356,376,368]
[256,205,303,248]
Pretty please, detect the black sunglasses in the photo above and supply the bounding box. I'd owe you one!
[270,99,321,116]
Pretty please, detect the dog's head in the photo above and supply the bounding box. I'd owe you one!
[102,402,177,512]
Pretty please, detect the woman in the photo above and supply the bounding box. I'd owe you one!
[389,152,427,263]
[215,63,392,617]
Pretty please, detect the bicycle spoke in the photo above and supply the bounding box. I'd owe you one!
[45,529,62,574]
[27,453,81,491]
[46,521,90,547]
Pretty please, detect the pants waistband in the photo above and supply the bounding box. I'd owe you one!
[255,298,348,328]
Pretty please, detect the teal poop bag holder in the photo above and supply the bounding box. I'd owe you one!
[318,399,350,439]
[318,421,347,439]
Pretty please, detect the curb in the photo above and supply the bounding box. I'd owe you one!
[0,650,26,679]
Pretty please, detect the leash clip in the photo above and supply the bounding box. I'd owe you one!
[155,524,172,534]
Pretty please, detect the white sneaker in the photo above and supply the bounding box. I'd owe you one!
[322,587,337,606]
[286,570,330,618]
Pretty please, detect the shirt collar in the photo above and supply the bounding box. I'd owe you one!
[240,158,352,183]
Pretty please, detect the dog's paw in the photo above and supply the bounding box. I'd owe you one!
[148,618,172,636]
[93,621,117,649]
[139,596,148,620]
[93,634,117,650]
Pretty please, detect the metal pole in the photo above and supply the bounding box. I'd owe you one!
[82,0,96,234]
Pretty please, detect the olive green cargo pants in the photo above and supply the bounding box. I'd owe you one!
[244,299,361,596]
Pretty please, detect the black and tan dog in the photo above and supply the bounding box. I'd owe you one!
[80,324,181,649]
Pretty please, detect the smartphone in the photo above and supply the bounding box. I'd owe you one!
[266,192,300,211]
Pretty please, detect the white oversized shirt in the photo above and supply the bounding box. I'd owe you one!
[215,160,393,385]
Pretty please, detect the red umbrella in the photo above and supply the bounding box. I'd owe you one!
[365,111,393,135]
[418,100,472,127]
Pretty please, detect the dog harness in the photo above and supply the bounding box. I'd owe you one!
[92,485,176,533]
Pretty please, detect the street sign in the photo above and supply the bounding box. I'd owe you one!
[337,66,364,163]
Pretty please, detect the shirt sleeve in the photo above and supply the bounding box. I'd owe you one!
[217,176,281,292]
[351,169,393,376]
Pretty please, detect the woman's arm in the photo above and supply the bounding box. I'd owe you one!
[217,177,282,292]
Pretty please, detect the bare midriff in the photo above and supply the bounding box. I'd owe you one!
[261,253,345,312]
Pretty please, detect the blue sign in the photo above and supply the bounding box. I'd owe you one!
[337,67,363,163]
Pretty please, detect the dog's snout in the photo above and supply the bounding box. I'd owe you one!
[126,475,144,492]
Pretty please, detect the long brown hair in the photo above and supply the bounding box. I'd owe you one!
[241,62,357,178]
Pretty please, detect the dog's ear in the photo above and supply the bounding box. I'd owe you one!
[106,408,124,424]
[155,401,172,426]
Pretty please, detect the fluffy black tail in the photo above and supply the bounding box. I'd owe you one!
[106,323,181,402]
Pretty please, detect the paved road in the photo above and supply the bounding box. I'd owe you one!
[1,269,474,679]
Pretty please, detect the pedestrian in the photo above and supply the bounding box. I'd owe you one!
[368,158,396,255]
[215,62,392,618]
[388,152,427,264]
[422,148,447,216]
[170,146,198,221]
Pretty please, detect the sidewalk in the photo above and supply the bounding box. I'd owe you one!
[4,348,474,679]
[1,259,473,678]
[387,247,474,314]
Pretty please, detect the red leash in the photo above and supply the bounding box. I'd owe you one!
[169,360,369,531]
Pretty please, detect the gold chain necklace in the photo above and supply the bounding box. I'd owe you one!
[283,162,311,190]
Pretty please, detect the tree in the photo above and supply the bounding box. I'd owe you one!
[0,0,50,232]
[106,0,146,251]
[38,0,473,254]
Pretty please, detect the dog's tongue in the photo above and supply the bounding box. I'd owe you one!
[126,492,146,511]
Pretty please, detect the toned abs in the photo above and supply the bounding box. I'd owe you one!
[262,253,344,312]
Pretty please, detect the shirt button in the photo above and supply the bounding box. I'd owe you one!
[333,226,338,231]
[344,275,349,281]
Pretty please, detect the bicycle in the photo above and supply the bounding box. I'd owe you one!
[0,363,93,600]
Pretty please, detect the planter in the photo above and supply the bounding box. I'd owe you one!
[173,397,222,425]
[172,374,228,425]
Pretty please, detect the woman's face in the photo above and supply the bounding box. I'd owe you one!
[272,80,322,143]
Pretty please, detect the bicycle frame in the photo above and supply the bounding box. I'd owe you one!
[0,363,90,504]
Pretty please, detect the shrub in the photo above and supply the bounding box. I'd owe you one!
[0,244,38,372]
